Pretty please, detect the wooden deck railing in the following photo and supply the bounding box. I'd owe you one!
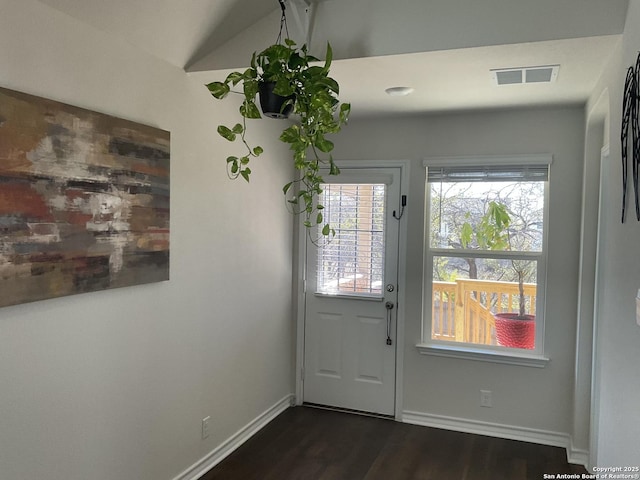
[432,279,536,345]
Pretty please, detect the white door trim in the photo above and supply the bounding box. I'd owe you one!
[589,143,609,468]
[294,159,410,421]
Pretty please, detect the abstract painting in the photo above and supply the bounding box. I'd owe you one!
[0,87,170,308]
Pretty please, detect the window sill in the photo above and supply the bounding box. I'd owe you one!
[415,343,550,368]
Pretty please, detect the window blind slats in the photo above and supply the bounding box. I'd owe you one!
[427,165,549,182]
[316,184,386,296]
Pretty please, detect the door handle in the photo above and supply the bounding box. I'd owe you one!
[385,301,394,345]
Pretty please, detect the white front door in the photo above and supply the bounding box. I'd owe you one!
[303,167,401,416]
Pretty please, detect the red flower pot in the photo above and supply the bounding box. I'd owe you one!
[494,313,535,350]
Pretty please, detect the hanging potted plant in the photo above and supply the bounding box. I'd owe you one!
[205,0,350,239]
[462,201,536,350]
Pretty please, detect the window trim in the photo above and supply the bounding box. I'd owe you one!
[420,154,552,364]
[415,343,550,368]
[423,154,553,169]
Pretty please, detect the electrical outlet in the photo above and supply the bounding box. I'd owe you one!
[480,390,492,408]
[202,416,211,439]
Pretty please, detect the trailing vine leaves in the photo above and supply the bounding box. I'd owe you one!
[206,39,351,239]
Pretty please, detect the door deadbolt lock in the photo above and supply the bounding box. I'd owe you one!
[386,284,395,292]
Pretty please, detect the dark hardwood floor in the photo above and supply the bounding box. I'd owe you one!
[202,406,587,480]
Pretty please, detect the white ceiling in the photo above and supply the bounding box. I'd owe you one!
[37,0,277,69]
[37,0,629,118]
[327,36,621,117]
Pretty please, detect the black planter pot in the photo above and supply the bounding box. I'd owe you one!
[258,81,294,119]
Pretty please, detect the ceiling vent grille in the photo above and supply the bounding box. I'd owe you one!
[491,65,560,86]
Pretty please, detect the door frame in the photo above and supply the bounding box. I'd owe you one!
[589,143,609,468]
[294,159,411,420]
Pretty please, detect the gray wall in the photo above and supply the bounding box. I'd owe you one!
[331,107,585,435]
[588,0,640,466]
[0,1,294,479]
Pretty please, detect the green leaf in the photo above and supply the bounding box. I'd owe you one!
[230,162,239,174]
[319,77,339,94]
[304,221,312,228]
[466,201,512,251]
[226,156,238,164]
[294,149,307,168]
[316,212,323,224]
[217,125,236,141]
[240,156,250,165]
[461,223,473,248]
[323,43,333,72]
[280,125,300,144]
[283,182,293,195]
[253,146,264,156]
[339,103,351,124]
[315,136,334,153]
[240,100,261,119]
[284,38,296,47]
[488,201,510,230]
[288,52,305,70]
[225,71,244,86]
[322,224,330,236]
[273,77,295,97]
[206,82,230,99]
[259,44,290,61]
[243,78,259,99]
[242,67,257,81]
[240,167,251,182]
[305,66,325,79]
[232,123,243,134]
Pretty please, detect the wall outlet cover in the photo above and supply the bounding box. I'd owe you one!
[202,416,211,439]
[480,390,492,408]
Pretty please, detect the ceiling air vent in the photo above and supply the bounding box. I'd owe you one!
[491,65,560,86]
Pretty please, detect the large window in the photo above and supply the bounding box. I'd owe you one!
[423,157,549,357]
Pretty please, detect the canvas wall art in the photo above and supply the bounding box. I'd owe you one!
[0,87,170,308]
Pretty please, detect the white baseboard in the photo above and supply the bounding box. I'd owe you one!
[568,441,589,467]
[402,410,588,467]
[173,394,294,480]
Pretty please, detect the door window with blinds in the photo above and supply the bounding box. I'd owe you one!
[316,183,386,297]
[423,157,550,355]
